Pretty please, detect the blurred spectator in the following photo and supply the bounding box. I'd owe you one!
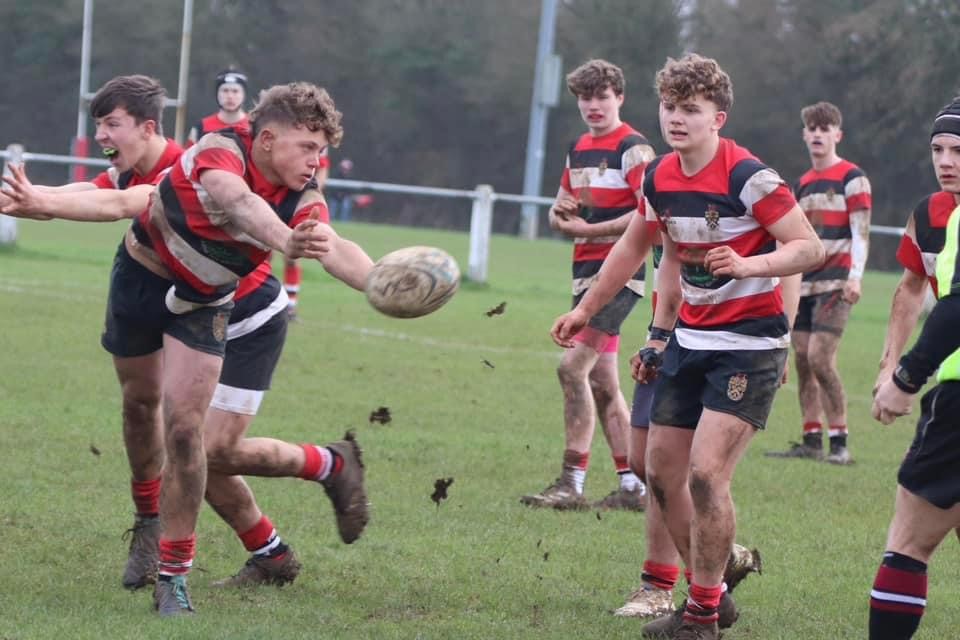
[328,158,355,221]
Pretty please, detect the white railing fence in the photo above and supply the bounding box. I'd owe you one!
[0,144,905,282]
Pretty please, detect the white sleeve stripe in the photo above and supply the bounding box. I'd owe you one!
[739,168,787,212]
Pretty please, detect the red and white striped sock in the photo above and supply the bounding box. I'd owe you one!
[158,534,196,578]
[298,444,341,482]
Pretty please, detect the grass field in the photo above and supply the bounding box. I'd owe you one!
[1,218,957,640]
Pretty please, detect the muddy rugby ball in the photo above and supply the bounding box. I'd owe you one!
[365,246,460,318]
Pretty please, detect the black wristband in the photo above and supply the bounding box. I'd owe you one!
[891,364,923,394]
[648,326,673,343]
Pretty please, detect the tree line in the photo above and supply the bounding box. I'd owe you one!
[1,0,957,269]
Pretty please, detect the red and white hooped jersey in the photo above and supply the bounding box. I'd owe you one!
[560,122,655,297]
[643,138,797,351]
[794,159,871,296]
[130,126,326,304]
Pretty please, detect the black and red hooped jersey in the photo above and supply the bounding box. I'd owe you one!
[643,138,797,350]
[129,126,325,304]
[896,191,959,296]
[794,159,871,295]
[560,123,654,297]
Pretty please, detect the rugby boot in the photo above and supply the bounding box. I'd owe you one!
[641,592,739,638]
[764,441,823,460]
[723,544,762,592]
[519,479,589,511]
[613,584,674,618]
[321,431,369,543]
[121,514,160,590]
[674,621,720,640]
[153,575,195,617]
[212,548,301,587]
[826,443,854,465]
[593,485,646,511]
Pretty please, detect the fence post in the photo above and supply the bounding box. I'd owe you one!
[0,144,23,246]
[468,184,493,283]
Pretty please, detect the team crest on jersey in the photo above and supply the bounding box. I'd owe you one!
[826,187,836,199]
[212,312,228,342]
[727,373,748,402]
[705,204,720,230]
[598,157,608,176]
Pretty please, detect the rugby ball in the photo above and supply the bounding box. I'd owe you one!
[365,246,460,318]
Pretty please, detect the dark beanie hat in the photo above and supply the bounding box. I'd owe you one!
[931,97,960,139]
[216,68,248,92]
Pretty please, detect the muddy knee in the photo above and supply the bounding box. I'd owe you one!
[689,470,716,513]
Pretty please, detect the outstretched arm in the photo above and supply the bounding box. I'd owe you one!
[1,164,151,221]
[318,236,374,291]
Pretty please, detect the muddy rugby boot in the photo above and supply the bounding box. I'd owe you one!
[641,592,739,637]
[520,479,589,511]
[121,514,160,589]
[322,431,369,543]
[764,440,823,460]
[154,574,195,617]
[724,544,762,592]
[826,443,854,465]
[212,548,301,587]
[614,584,674,618]
[593,485,646,511]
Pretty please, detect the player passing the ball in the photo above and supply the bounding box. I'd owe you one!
[3,81,373,617]
[552,54,823,639]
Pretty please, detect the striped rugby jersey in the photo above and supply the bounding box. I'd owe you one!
[794,159,871,296]
[896,191,959,296]
[643,138,797,351]
[130,126,324,305]
[560,122,655,297]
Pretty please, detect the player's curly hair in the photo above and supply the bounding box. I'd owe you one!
[655,53,733,112]
[566,59,625,98]
[801,101,842,129]
[89,75,166,134]
[250,82,343,147]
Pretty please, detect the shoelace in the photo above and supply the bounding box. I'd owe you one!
[170,578,192,610]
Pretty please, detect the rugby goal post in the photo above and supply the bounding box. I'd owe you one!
[0,144,23,246]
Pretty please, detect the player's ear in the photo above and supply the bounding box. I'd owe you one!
[141,119,157,138]
[259,128,275,152]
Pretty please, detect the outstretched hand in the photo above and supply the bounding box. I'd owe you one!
[0,164,54,220]
[286,206,335,259]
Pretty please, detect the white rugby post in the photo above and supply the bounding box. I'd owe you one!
[468,184,494,282]
[0,144,23,246]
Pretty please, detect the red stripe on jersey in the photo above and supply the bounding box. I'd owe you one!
[92,171,114,189]
[680,288,783,328]
[236,261,272,299]
[811,210,852,227]
[895,237,926,278]
[140,212,219,296]
[291,201,331,226]
[575,188,639,210]
[573,241,615,262]
[752,184,796,227]
[847,192,871,212]
[822,252,852,271]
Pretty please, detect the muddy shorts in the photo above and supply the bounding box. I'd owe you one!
[573,287,640,336]
[630,380,655,428]
[794,290,851,335]
[101,243,233,358]
[898,382,960,509]
[219,285,288,392]
[650,342,788,430]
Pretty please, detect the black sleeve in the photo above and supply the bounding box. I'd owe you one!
[894,294,960,392]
